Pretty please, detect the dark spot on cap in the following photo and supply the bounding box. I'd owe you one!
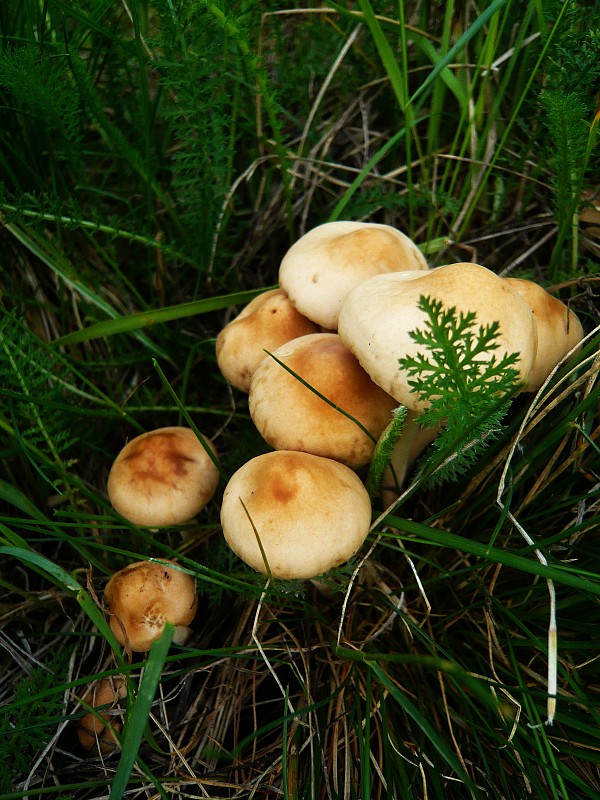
[268,473,296,504]
[122,432,196,487]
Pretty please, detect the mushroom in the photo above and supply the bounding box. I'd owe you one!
[104,559,198,652]
[77,676,127,755]
[248,333,398,467]
[220,450,372,580]
[279,221,429,330]
[107,426,220,527]
[338,263,538,412]
[504,277,584,391]
[216,288,319,392]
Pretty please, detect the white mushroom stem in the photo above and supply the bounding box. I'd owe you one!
[382,411,440,504]
[172,625,194,646]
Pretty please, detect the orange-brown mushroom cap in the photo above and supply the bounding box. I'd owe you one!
[216,288,319,392]
[221,451,372,580]
[107,426,220,527]
[248,333,398,467]
[104,559,198,652]
[77,676,127,754]
[504,278,584,391]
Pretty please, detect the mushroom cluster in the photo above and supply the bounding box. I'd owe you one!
[101,219,585,661]
[213,221,437,579]
[213,221,585,580]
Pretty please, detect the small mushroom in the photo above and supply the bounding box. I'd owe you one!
[107,426,220,527]
[216,288,319,392]
[279,221,429,330]
[221,450,372,580]
[504,277,584,391]
[104,559,198,652]
[77,676,127,755]
[248,333,398,467]
[338,263,538,412]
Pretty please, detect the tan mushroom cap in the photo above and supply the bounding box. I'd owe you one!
[338,263,538,413]
[504,278,584,391]
[249,333,398,467]
[77,677,127,754]
[107,426,220,527]
[221,451,372,580]
[216,288,319,392]
[104,559,198,652]
[279,221,429,330]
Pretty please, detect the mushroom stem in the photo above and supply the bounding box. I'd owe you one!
[382,411,440,505]
[172,625,194,646]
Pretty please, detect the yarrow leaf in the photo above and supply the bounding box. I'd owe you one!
[399,295,522,484]
[366,405,408,498]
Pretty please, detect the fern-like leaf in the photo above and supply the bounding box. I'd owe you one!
[398,295,521,485]
[366,406,408,498]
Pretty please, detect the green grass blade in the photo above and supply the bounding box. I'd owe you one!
[328,125,410,221]
[367,661,481,797]
[407,0,510,111]
[53,288,268,346]
[0,545,127,666]
[110,624,174,800]
[357,0,406,110]
[454,0,572,239]
[0,480,48,521]
[383,518,600,595]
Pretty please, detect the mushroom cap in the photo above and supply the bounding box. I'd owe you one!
[77,677,127,754]
[216,288,319,392]
[221,450,372,579]
[107,426,220,527]
[248,333,398,467]
[504,278,584,391]
[279,221,429,330]
[104,559,198,652]
[338,263,538,412]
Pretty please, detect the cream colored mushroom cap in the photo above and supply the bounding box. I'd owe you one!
[279,221,429,330]
[338,263,538,413]
[248,333,398,467]
[216,288,319,392]
[104,560,198,652]
[107,427,220,527]
[504,278,584,391]
[221,451,372,580]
